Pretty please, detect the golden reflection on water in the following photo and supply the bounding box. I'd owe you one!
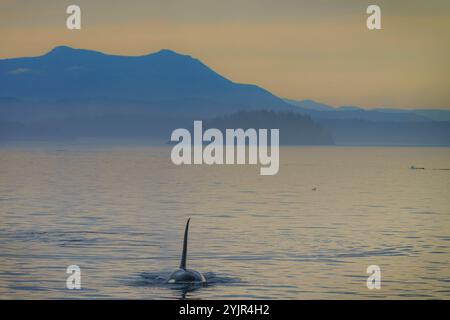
[0,146,449,299]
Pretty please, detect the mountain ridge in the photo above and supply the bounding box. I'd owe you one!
[1,46,449,145]
[1,46,448,121]
[283,98,450,122]
[0,46,290,114]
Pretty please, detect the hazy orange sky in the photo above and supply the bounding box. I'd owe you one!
[1,0,449,109]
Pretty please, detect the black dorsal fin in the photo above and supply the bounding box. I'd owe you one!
[180,218,190,269]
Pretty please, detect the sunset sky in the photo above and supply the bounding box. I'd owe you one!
[1,0,449,109]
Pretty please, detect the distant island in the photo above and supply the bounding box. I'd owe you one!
[204,111,334,145]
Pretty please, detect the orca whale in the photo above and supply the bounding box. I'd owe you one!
[167,218,206,284]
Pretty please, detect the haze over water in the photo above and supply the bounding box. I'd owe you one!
[0,146,449,299]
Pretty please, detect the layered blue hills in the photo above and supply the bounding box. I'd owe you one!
[1,46,449,145]
[0,46,291,118]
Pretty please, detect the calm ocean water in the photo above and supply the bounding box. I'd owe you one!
[0,146,449,299]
